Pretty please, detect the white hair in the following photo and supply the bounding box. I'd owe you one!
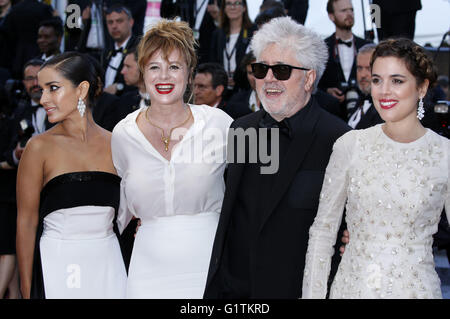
[358,43,377,56]
[250,17,328,89]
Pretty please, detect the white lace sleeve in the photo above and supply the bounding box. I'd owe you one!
[302,131,354,298]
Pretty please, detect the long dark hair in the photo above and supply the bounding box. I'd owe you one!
[219,0,253,34]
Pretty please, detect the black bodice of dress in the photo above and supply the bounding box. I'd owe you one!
[32,171,122,299]
[40,171,121,217]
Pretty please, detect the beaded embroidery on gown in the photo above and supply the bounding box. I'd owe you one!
[303,124,450,299]
[31,171,127,299]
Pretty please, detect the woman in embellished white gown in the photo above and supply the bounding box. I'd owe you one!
[16,52,127,299]
[111,19,233,298]
[302,39,449,299]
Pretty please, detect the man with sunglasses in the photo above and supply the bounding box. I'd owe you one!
[204,17,350,299]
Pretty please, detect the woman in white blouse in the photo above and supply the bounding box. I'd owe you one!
[111,19,233,298]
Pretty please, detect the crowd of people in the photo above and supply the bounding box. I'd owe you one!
[0,0,449,300]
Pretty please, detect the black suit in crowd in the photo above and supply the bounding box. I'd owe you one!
[72,0,146,53]
[372,0,422,40]
[0,112,17,255]
[106,0,147,37]
[92,91,120,131]
[282,0,309,25]
[0,0,53,79]
[209,25,257,93]
[318,33,370,93]
[313,89,343,119]
[4,101,52,167]
[101,35,140,94]
[110,89,142,128]
[352,96,384,130]
[225,89,254,120]
[204,96,350,298]
[160,0,220,65]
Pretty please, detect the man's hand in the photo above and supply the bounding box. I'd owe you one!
[339,229,349,256]
[207,1,220,22]
[327,87,345,103]
[14,143,25,161]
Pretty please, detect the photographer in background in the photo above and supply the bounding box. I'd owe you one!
[4,58,52,168]
[347,43,383,129]
[318,0,371,120]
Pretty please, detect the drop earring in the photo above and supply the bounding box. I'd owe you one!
[417,97,424,120]
[77,98,86,117]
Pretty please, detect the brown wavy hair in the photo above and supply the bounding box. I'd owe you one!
[370,38,437,87]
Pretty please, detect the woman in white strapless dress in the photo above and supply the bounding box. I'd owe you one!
[16,52,127,299]
[302,39,449,299]
[112,19,233,298]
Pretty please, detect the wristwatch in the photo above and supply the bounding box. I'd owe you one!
[116,83,124,92]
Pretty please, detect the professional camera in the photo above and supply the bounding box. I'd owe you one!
[18,118,35,148]
[4,79,27,104]
[434,100,449,138]
[340,79,359,119]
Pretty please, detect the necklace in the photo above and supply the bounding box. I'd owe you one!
[144,106,192,152]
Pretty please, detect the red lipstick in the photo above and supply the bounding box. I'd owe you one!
[380,99,398,110]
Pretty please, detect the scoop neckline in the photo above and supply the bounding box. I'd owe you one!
[378,124,429,145]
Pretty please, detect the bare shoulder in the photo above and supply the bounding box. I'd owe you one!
[23,132,52,156]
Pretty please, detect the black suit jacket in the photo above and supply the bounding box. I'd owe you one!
[92,91,120,131]
[161,0,220,65]
[102,35,140,88]
[354,104,384,130]
[4,101,52,167]
[0,113,17,203]
[204,98,350,298]
[0,0,53,79]
[372,0,421,14]
[313,89,344,119]
[282,0,309,25]
[110,89,142,129]
[318,33,370,92]
[225,89,254,120]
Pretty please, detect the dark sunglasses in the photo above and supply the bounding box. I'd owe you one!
[251,63,310,81]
